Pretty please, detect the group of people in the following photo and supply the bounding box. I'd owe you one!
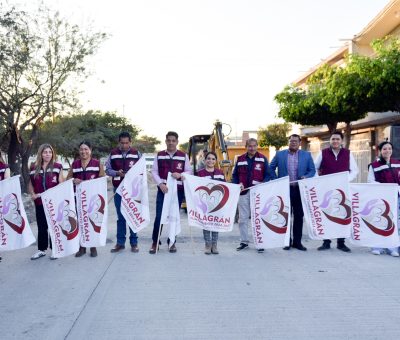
[1,129,399,262]
[232,130,400,257]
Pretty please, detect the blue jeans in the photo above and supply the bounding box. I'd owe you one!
[152,188,184,243]
[114,189,138,246]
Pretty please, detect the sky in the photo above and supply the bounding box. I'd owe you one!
[18,0,391,144]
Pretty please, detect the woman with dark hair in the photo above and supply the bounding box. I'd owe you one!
[28,144,64,260]
[67,141,105,258]
[196,151,225,255]
[368,141,400,257]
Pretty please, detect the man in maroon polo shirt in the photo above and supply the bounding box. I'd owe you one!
[314,130,359,252]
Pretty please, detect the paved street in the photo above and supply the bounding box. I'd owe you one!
[1,177,400,340]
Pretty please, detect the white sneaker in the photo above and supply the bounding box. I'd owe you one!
[371,249,381,255]
[31,250,46,260]
[390,251,399,257]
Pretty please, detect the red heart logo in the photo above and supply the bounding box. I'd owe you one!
[261,196,288,234]
[89,194,105,234]
[195,184,230,213]
[3,193,25,234]
[321,189,351,225]
[362,199,395,237]
[59,200,79,240]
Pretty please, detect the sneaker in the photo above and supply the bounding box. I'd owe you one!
[236,243,249,251]
[390,251,399,257]
[50,255,57,260]
[371,249,381,255]
[257,248,264,253]
[31,250,46,260]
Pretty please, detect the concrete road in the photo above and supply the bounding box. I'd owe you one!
[1,177,400,340]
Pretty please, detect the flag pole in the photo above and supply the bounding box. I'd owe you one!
[155,223,162,254]
[108,191,116,204]
[240,179,300,192]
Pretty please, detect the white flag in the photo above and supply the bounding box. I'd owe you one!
[350,183,399,248]
[76,177,108,247]
[160,173,181,247]
[184,174,240,232]
[299,172,352,240]
[0,176,35,251]
[250,177,291,249]
[41,179,80,258]
[116,157,150,233]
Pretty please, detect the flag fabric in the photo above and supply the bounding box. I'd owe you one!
[116,157,150,233]
[249,177,291,249]
[299,172,352,240]
[41,179,80,258]
[350,183,399,248]
[183,173,241,232]
[76,176,108,247]
[160,173,181,248]
[0,176,35,251]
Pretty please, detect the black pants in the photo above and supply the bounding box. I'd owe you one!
[35,204,52,251]
[152,188,184,243]
[290,185,304,246]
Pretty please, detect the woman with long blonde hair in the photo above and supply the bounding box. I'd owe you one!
[28,144,64,260]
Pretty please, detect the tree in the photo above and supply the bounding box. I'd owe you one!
[275,37,400,148]
[179,142,189,153]
[34,111,140,162]
[258,122,291,150]
[0,4,107,188]
[132,135,161,154]
[347,37,400,113]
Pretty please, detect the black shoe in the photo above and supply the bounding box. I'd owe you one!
[337,244,351,252]
[292,244,307,251]
[236,243,249,251]
[283,246,291,250]
[257,248,264,253]
[317,242,331,251]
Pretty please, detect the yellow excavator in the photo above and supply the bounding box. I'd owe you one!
[187,120,269,181]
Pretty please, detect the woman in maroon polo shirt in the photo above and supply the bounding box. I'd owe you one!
[196,151,226,255]
[67,141,105,258]
[368,141,400,257]
[28,144,64,260]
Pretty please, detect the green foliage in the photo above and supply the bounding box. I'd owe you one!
[258,123,291,150]
[34,111,140,160]
[132,135,161,153]
[274,37,400,134]
[0,2,107,189]
[179,142,189,153]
